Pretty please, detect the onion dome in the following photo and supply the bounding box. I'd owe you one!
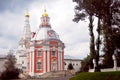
[25,10,30,17]
[33,9,60,41]
[42,9,48,17]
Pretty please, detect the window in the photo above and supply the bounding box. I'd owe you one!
[22,61,24,64]
[22,66,26,69]
[38,50,42,56]
[52,51,56,56]
[37,62,42,70]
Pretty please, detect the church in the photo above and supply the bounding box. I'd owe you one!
[16,9,65,76]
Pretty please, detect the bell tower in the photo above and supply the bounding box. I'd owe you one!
[40,9,51,28]
[16,10,31,72]
[19,10,31,49]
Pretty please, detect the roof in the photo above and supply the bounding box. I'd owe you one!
[0,55,6,59]
[34,27,60,41]
[64,55,82,60]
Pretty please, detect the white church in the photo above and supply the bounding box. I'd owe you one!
[16,9,81,77]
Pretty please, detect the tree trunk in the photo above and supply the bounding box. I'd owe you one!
[95,18,101,72]
[88,14,96,69]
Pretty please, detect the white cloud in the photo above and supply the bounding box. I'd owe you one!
[27,0,90,59]
[0,48,9,55]
[0,0,94,59]
[0,11,25,49]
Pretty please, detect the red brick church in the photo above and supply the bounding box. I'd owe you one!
[16,9,65,76]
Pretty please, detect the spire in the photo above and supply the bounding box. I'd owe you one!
[20,10,31,42]
[18,10,31,50]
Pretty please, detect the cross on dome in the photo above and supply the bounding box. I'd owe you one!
[42,8,48,17]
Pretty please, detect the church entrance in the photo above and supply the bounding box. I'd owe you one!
[52,62,57,71]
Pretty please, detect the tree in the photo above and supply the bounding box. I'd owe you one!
[91,0,120,68]
[81,55,92,72]
[0,50,20,80]
[113,27,120,67]
[113,28,120,49]
[73,0,120,69]
[73,0,98,71]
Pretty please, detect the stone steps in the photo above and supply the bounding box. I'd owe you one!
[40,70,73,78]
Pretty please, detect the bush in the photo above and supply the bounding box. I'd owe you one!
[81,55,93,72]
[0,69,20,80]
[0,51,20,80]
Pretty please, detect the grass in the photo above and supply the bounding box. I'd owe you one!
[70,71,120,80]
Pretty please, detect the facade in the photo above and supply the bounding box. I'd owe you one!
[16,9,65,76]
[64,56,82,72]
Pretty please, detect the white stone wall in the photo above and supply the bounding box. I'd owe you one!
[16,52,27,72]
[89,67,120,72]
[64,59,82,72]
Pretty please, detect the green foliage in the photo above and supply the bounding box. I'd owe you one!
[73,0,120,68]
[112,27,120,49]
[0,50,20,80]
[92,0,120,67]
[70,71,120,80]
[73,0,97,71]
[81,55,93,72]
[112,26,120,67]
[116,51,120,67]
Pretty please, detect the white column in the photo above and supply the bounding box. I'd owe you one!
[61,51,63,70]
[29,48,35,76]
[29,51,31,75]
[47,50,50,72]
[58,50,62,70]
[44,50,46,73]
[32,51,35,76]
[58,51,60,70]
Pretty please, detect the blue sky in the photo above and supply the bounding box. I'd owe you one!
[0,0,91,59]
[0,0,33,12]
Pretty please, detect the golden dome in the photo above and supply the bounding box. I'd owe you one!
[25,10,30,17]
[25,13,30,17]
[42,9,48,17]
